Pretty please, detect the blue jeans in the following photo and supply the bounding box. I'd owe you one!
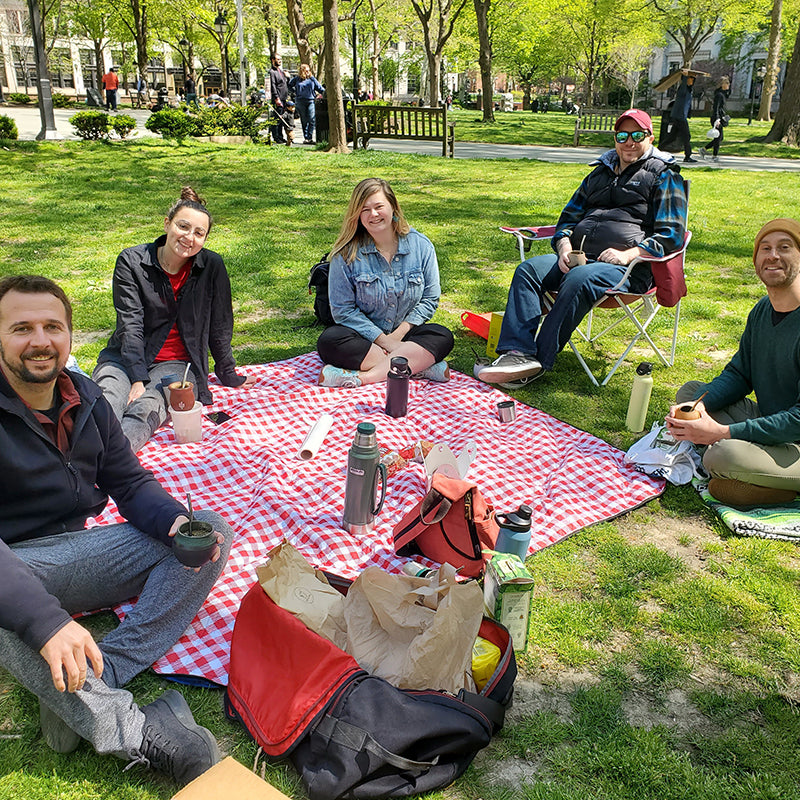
[497,254,652,370]
[297,97,315,141]
[0,511,232,756]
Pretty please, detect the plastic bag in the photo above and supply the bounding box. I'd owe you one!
[344,564,484,693]
[705,127,720,139]
[623,422,706,485]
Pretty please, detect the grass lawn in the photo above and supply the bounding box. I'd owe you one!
[1,138,800,799]
[448,107,800,159]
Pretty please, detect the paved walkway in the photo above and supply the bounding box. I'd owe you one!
[6,104,799,173]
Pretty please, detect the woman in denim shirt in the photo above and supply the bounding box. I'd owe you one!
[317,178,454,387]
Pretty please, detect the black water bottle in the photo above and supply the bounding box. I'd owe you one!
[385,356,411,418]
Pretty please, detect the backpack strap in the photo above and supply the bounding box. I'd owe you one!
[457,690,506,734]
[393,489,451,552]
[316,714,440,772]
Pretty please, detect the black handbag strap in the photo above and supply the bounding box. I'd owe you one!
[457,690,506,734]
[316,714,439,772]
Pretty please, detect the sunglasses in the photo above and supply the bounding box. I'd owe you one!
[615,130,648,143]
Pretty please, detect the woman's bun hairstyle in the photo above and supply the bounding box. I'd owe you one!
[166,185,213,231]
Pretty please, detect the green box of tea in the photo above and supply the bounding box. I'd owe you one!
[483,553,534,650]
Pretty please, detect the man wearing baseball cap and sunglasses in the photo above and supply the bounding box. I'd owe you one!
[475,108,687,386]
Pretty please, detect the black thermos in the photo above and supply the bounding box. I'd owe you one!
[385,356,411,418]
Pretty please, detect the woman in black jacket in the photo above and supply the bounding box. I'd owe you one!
[700,76,730,162]
[93,186,254,452]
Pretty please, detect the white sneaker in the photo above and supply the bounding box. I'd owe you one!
[475,351,542,384]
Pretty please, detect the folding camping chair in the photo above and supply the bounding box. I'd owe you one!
[499,216,691,387]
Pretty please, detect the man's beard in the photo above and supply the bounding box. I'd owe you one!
[0,344,63,384]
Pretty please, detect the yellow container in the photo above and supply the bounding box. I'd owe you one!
[471,636,502,690]
[485,311,505,358]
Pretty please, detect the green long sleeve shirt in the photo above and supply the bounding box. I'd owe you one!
[701,297,800,444]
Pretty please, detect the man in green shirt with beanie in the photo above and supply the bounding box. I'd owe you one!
[666,218,800,507]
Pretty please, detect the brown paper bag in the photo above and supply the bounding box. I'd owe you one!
[343,563,484,693]
[256,542,348,650]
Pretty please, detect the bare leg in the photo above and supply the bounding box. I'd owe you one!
[358,342,436,385]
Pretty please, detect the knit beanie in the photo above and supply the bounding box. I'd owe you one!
[753,218,800,263]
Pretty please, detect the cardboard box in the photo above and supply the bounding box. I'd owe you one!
[483,554,534,650]
[486,311,505,358]
[170,757,292,800]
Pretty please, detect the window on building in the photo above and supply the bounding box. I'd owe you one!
[5,10,24,34]
[148,57,166,90]
[80,48,98,89]
[406,62,421,95]
[49,48,74,89]
[13,46,37,89]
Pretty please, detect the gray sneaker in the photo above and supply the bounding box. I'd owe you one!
[475,351,542,384]
[128,690,220,785]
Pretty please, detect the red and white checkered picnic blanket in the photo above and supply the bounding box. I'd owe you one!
[91,352,663,685]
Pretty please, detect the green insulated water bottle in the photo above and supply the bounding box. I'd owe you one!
[342,422,387,536]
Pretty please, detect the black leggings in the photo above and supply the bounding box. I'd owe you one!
[711,121,724,157]
[317,323,454,371]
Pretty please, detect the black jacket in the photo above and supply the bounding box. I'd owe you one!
[564,152,678,260]
[0,369,186,651]
[96,236,246,404]
[269,65,289,105]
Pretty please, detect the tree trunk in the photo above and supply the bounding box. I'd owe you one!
[94,40,104,87]
[133,0,149,91]
[758,0,782,122]
[286,0,314,67]
[427,51,440,107]
[765,21,800,145]
[474,0,493,121]
[322,0,347,152]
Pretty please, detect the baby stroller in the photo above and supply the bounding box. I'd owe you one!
[273,99,296,145]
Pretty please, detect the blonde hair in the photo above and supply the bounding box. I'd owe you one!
[331,179,410,263]
[299,63,311,79]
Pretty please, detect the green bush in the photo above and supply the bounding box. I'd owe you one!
[111,114,137,139]
[69,109,112,140]
[8,92,32,104]
[192,105,268,141]
[51,92,73,108]
[0,115,18,139]
[145,108,198,140]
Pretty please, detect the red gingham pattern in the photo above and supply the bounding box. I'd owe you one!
[90,352,663,685]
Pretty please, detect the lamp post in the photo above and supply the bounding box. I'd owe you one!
[349,0,363,99]
[235,0,246,103]
[178,38,189,84]
[748,63,767,125]
[214,10,229,93]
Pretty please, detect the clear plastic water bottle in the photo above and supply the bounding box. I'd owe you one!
[495,504,533,561]
[385,356,411,418]
[342,422,387,536]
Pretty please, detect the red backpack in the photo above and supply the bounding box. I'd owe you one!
[225,581,515,800]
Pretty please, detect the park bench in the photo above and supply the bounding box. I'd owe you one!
[352,103,455,157]
[573,108,620,146]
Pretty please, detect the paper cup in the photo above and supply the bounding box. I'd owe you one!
[171,401,203,443]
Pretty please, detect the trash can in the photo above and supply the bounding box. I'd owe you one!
[315,97,329,142]
[315,92,353,143]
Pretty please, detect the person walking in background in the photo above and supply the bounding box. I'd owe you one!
[700,76,731,163]
[184,73,198,108]
[268,54,290,144]
[289,64,324,145]
[102,66,119,112]
[669,70,696,163]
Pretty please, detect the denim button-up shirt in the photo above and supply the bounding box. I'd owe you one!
[328,228,441,342]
